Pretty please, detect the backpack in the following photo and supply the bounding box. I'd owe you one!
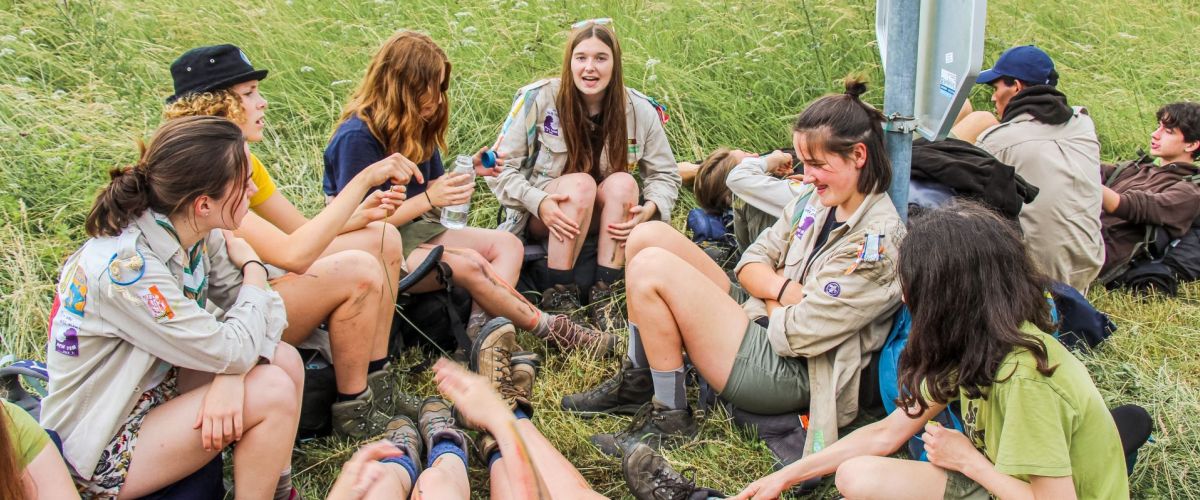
[0,356,48,419]
[1098,156,1200,295]
[687,208,739,270]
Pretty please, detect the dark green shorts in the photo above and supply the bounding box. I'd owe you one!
[944,470,989,499]
[399,217,448,257]
[720,285,810,414]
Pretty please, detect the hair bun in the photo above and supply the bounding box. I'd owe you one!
[843,76,869,99]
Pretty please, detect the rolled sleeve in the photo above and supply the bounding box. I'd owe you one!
[727,157,804,217]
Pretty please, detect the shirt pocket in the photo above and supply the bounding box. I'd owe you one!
[534,133,568,179]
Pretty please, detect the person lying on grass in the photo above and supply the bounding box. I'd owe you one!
[733,202,1129,500]
[165,44,418,438]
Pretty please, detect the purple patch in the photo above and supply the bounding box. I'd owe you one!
[823,281,842,297]
[543,114,560,136]
[795,216,815,239]
[55,327,79,357]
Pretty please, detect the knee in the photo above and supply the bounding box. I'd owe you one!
[627,247,671,286]
[558,173,598,205]
[493,231,524,261]
[445,248,490,284]
[599,172,639,201]
[414,464,462,489]
[335,250,387,294]
[246,363,300,417]
[366,221,405,269]
[271,342,305,388]
[835,456,882,499]
[628,220,673,251]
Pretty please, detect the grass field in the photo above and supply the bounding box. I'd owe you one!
[2,0,1199,498]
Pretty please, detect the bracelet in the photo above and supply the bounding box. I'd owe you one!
[775,279,792,302]
[241,260,268,276]
[424,191,436,208]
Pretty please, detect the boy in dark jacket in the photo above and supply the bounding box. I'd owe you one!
[1100,102,1200,277]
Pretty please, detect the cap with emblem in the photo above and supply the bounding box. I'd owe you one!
[166,44,268,103]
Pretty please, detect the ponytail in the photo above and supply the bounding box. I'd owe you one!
[792,75,891,195]
[85,116,249,237]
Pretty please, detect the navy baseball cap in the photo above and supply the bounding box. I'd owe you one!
[976,45,1055,85]
[166,44,268,103]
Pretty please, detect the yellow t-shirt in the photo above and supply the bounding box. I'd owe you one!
[249,153,277,208]
[3,400,50,468]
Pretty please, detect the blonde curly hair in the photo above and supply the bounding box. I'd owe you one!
[163,88,246,125]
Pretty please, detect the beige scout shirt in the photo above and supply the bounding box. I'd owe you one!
[486,78,681,237]
[41,211,287,478]
[977,108,1104,291]
[734,189,904,456]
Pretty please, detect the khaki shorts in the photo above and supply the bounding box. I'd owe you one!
[944,470,989,500]
[720,285,810,414]
[400,217,449,257]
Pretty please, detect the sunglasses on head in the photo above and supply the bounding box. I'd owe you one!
[571,18,612,29]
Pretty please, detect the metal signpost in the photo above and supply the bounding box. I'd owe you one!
[877,0,987,219]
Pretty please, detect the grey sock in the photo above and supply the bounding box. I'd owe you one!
[273,467,295,500]
[627,323,648,369]
[650,365,687,410]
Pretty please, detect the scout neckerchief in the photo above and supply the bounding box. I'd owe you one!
[152,213,209,308]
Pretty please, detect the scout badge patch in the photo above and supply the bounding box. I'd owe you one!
[845,233,885,275]
[139,285,175,322]
[543,109,560,136]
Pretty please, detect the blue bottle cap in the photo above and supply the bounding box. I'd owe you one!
[481,150,497,168]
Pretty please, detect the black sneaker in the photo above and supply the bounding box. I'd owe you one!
[590,399,697,457]
[623,443,725,500]
[561,357,652,416]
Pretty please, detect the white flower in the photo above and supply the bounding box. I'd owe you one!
[455,11,471,17]
[1,35,15,42]
[300,66,315,73]
[645,58,660,69]
[514,1,528,7]
[331,80,353,86]
[647,74,657,82]
[1118,32,1137,39]
[52,89,66,99]
[19,29,34,37]
[16,76,31,84]
[463,26,477,34]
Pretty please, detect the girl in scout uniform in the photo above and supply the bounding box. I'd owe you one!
[40,117,302,498]
[165,44,419,438]
[482,20,681,328]
[733,202,1129,500]
[562,79,905,461]
[325,31,613,354]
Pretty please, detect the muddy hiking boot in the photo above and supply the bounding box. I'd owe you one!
[561,357,652,416]
[510,350,539,400]
[418,397,469,459]
[331,387,392,439]
[366,363,421,420]
[384,416,423,474]
[623,443,726,500]
[542,314,619,356]
[587,280,628,333]
[539,283,584,318]
[468,318,533,417]
[590,399,698,457]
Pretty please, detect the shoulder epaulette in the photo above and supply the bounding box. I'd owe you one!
[627,87,669,124]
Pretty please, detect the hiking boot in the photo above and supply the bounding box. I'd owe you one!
[623,443,725,500]
[587,280,627,332]
[383,415,423,475]
[366,364,421,420]
[539,283,584,318]
[331,387,391,439]
[542,314,619,356]
[467,318,533,418]
[590,399,697,457]
[475,431,500,465]
[418,396,468,456]
[561,357,653,416]
[510,350,540,400]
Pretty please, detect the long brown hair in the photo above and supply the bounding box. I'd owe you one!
[339,30,450,163]
[0,404,23,499]
[896,201,1057,416]
[556,22,628,177]
[693,148,738,212]
[85,116,249,237]
[793,77,891,195]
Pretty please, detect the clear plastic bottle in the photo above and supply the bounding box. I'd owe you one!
[439,155,475,229]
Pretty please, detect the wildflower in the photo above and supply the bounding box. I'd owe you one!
[463,26,478,34]
[16,76,31,84]
[300,66,315,73]
[645,58,660,69]
[332,80,352,86]
[1,35,15,42]
[19,29,34,36]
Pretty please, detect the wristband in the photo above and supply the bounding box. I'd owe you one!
[424,190,436,208]
[775,279,792,302]
[241,260,268,276]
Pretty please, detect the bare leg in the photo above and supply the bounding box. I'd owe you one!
[323,221,406,359]
[835,456,948,500]
[410,455,469,500]
[489,420,605,500]
[949,110,999,144]
[173,345,304,440]
[430,227,525,286]
[527,173,597,271]
[953,100,975,126]
[625,221,731,291]
[119,357,299,498]
[273,249,387,393]
[363,463,413,500]
[627,247,749,391]
[595,172,640,268]
[405,245,541,331]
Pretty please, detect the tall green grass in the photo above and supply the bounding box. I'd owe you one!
[2,0,1198,497]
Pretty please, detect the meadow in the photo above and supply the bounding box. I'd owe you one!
[2,0,1199,497]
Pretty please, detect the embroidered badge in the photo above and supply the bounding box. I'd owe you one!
[139,285,175,322]
[53,326,79,357]
[627,138,639,156]
[63,264,88,318]
[824,281,842,297]
[543,110,560,136]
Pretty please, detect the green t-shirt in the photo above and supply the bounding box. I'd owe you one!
[959,324,1129,499]
[3,399,50,468]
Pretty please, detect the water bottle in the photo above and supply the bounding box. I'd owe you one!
[440,155,475,229]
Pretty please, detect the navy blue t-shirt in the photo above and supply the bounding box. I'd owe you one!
[323,115,445,197]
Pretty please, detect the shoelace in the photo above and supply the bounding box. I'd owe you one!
[548,315,604,348]
[650,467,703,500]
